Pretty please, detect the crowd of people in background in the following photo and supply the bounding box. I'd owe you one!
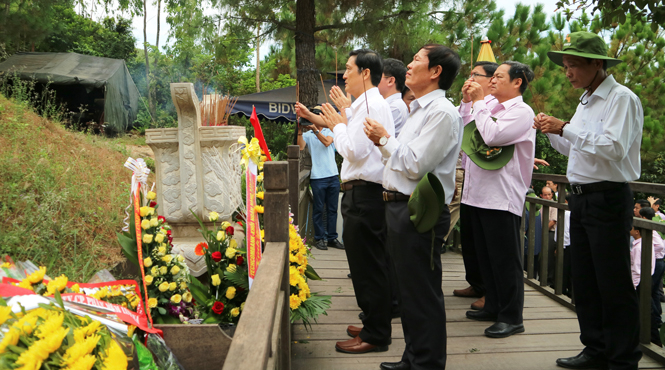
[293,30,653,370]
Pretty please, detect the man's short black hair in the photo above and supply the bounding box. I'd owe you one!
[474,61,499,77]
[655,198,663,206]
[585,58,608,71]
[636,199,651,208]
[502,61,534,94]
[383,58,407,92]
[639,206,656,220]
[420,44,461,90]
[349,48,383,86]
[401,85,411,96]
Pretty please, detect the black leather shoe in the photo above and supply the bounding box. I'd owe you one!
[484,322,525,338]
[465,310,497,322]
[313,239,328,250]
[556,352,608,369]
[328,239,345,249]
[347,273,352,278]
[380,361,410,370]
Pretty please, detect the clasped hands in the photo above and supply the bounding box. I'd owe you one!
[533,113,566,135]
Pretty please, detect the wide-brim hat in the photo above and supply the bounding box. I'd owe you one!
[547,31,622,68]
[462,120,515,171]
[409,173,446,233]
[525,193,542,217]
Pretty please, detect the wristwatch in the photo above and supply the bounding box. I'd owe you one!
[379,134,391,146]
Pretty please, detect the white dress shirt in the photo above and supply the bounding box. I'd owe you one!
[547,75,643,184]
[333,87,395,184]
[385,92,409,137]
[379,89,463,205]
[653,231,665,259]
[554,210,571,248]
[631,238,655,289]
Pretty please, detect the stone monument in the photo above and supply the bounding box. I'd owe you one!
[146,83,246,276]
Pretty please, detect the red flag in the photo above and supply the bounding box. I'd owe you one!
[250,106,272,161]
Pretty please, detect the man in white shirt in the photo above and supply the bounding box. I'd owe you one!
[638,206,665,346]
[378,58,409,137]
[318,48,396,355]
[363,43,463,370]
[534,31,644,370]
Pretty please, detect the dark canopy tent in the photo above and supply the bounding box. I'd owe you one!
[0,52,140,134]
[230,78,347,123]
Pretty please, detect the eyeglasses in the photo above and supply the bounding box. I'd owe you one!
[470,73,492,78]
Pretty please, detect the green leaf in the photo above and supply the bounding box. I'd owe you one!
[188,274,212,304]
[190,209,210,237]
[157,307,167,315]
[305,265,322,281]
[117,232,139,266]
[224,270,249,289]
[54,290,65,309]
[202,315,221,324]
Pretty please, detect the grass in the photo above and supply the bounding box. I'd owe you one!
[0,93,137,281]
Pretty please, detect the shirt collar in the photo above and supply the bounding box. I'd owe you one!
[498,95,524,110]
[412,89,446,111]
[587,74,617,101]
[351,87,381,110]
[385,92,402,103]
[633,238,641,247]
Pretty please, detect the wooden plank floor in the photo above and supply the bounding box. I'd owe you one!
[292,248,665,370]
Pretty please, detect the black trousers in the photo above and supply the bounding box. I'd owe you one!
[341,182,392,346]
[460,205,486,296]
[462,204,524,324]
[569,183,641,369]
[386,201,449,370]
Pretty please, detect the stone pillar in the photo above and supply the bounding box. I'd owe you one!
[146,83,246,276]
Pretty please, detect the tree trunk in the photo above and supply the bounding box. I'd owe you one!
[295,0,318,107]
[143,0,156,121]
[256,24,261,92]
[156,0,161,50]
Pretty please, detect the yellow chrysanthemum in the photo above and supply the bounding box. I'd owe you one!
[0,328,20,353]
[36,312,64,339]
[62,335,100,366]
[289,266,300,287]
[63,354,96,370]
[299,289,308,302]
[26,266,47,284]
[102,340,128,370]
[0,262,11,268]
[256,191,264,200]
[255,205,264,214]
[289,294,302,310]
[71,284,81,293]
[0,306,12,326]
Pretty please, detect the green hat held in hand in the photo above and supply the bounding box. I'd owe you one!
[547,31,622,68]
[525,192,542,217]
[462,120,515,170]
[409,173,446,270]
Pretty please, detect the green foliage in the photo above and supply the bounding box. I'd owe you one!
[290,293,332,330]
[555,0,665,29]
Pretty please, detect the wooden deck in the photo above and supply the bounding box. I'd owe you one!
[292,248,665,370]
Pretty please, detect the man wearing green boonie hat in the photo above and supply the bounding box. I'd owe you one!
[534,31,644,369]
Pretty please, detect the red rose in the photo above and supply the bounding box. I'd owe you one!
[211,251,222,262]
[226,226,235,236]
[149,201,157,207]
[166,229,172,235]
[212,301,224,314]
[236,255,244,265]
[158,216,166,222]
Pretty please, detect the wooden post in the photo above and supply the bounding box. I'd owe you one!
[519,208,526,269]
[527,202,536,279]
[263,161,291,369]
[540,204,550,287]
[288,145,300,227]
[554,186,566,295]
[639,228,653,345]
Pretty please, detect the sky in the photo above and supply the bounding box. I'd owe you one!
[123,0,563,67]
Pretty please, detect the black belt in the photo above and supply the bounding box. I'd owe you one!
[340,180,383,191]
[570,181,626,195]
[382,191,410,202]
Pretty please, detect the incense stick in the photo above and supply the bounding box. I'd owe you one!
[361,70,370,116]
[320,74,330,105]
[335,48,338,86]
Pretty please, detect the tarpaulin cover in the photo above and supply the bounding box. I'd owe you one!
[231,78,347,123]
[0,52,140,132]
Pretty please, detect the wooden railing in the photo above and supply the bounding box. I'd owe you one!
[222,161,291,370]
[524,173,665,361]
[288,145,314,239]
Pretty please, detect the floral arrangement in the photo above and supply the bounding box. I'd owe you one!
[287,219,330,328]
[189,211,248,324]
[9,266,142,312]
[116,190,195,324]
[0,296,129,370]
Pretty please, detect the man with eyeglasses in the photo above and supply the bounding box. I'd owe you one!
[461,61,536,338]
[452,61,498,312]
[534,31,644,370]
